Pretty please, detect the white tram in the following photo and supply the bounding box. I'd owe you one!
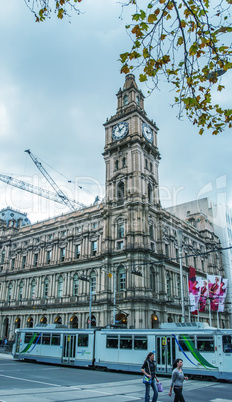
[12,322,232,380]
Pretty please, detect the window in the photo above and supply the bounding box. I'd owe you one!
[47,250,51,264]
[90,272,96,294]
[117,241,124,250]
[60,247,65,262]
[58,275,63,298]
[91,241,97,256]
[78,334,88,347]
[150,270,154,290]
[149,225,154,239]
[179,335,195,351]
[34,253,38,267]
[8,283,12,301]
[165,243,169,257]
[197,336,214,352]
[31,279,36,300]
[122,157,126,167]
[134,336,147,350]
[22,256,26,269]
[42,334,51,345]
[73,274,79,296]
[117,222,124,239]
[118,265,126,291]
[145,159,148,169]
[150,162,153,172]
[44,277,49,299]
[61,230,66,237]
[11,259,15,270]
[106,335,118,349]
[25,333,33,343]
[1,249,5,264]
[75,244,81,259]
[117,181,124,201]
[223,335,232,353]
[123,94,128,105]
[19,281,24,301]
[166,272,171,297]
[115,159,119,170]
[136,95,140,105]
[148,183,152,203]
[51,334,60,345]
[120,336,132,349]
[185,253,188,266]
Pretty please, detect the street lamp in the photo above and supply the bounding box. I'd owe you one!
[177,229,185,323]
[79,275,92,329]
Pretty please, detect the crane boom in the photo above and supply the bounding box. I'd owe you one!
[0,174,85,209]
[24,149,83,211]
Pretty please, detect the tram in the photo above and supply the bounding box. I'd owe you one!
[12,322,232,380]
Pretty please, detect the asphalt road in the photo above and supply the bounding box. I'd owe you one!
[0,354,231,402]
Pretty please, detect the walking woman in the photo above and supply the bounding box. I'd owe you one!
[169,358,188,402]
[141,352,159,402]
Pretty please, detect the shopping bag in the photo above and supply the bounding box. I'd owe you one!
[157,382,163,392]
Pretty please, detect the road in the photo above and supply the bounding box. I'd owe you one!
[0,354,231,401]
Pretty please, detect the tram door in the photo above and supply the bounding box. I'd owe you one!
[62,335,76,364]
[156,336,176,374]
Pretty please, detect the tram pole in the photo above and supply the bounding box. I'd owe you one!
[177,229,185,323]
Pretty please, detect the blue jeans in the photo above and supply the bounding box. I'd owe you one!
[145,379,158,402]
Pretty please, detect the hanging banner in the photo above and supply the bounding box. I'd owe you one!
[207,275,221,311]
[218,278,228,312]
[199,278,208,312]
[188,267,200,315]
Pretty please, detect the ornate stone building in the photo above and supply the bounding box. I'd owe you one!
[0,75,229,340]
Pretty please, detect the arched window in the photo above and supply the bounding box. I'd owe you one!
[19,280,24,301]
[73,274,79,296]
[123,94,128,105]
[58,275,63,298]
[118,265,126,291]
[148,183,153,203]
[90,272,96,294]
[55,315,62,324]
[27,316,33,328]
[44,277,49,299]
[115,312,127,326]
[117,181,124,201]
[31,279,36,300]
[151,313,159,329]
[15,317,21,329]
[70,315,78,329]
[115,160,119,170]
[8,283,12,302]
[40,316,47,324]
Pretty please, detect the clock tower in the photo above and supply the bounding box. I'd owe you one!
[103,74,161,206]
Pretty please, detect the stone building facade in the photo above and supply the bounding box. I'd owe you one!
[0,75,229,340]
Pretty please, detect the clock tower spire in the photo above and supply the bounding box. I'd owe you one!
[103,74,161,206]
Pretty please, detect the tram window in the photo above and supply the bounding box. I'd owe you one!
[222,335,232,353]
[134,336,147,350]
[197,336,214,352]
[179,336,195,351]
[25,333,33,343]
[120,336,132,349]
[33,334,41,344]
[51,334,60,346]
[78,334,88,347]
[42,334,51,345]
[106,336,118,349]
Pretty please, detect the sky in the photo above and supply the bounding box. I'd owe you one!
[0,1,231,224]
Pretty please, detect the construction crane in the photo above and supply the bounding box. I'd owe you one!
[24,149,85,211]
[0,174,85,210]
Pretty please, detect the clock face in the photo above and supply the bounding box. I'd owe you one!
[142,123,153,143]
[112,122,129,140]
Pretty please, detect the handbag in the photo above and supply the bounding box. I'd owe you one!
[157,382,163,392]
[143,375,152,384]
[143,359,152,384]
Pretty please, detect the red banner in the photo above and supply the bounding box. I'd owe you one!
[188,266,200,315]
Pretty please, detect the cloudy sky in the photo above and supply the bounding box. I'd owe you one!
[0,1,231,223]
